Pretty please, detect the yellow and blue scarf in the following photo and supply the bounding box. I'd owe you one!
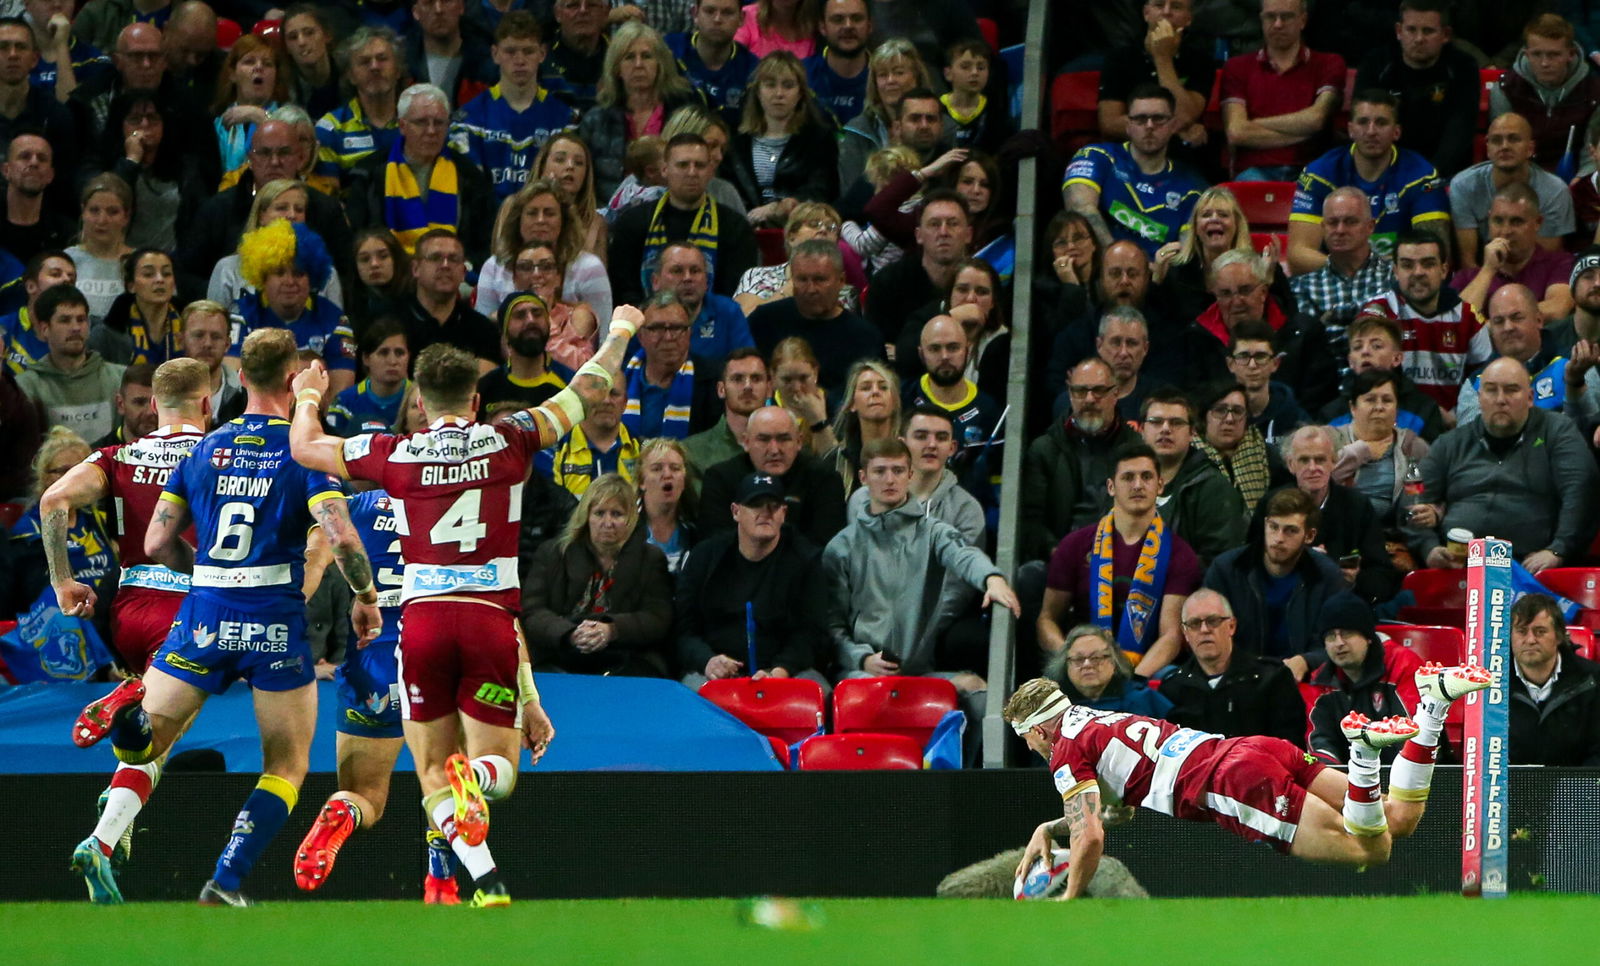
[127,302,183,366]
[1091,511,1171,657]
[639,192,720,293]
[622,351,696,439]
[382,138,461,253]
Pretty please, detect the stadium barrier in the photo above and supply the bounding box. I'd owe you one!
[13,767,1599,901]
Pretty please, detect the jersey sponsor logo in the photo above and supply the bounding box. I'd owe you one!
[191,620,292,652]
[343,435,374,462]
[1051,765,1076,795]
[234,435,266,446]
[1108,200,1169,243]
[344,133,374,151]
[475,682,515,707]
[1064,158,1096,180]
[164,652,210,674]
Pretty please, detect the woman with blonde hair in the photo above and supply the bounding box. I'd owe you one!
[521,473,674,676]
[826,359,899,494]
[578,22,702,201]
[838,39,931,190]
[1153,185,1293,322]
[475,178,612,321]
[733,0,818,58]
[635,437,696,572]
[724,51,837,221]
[207,179,344,310]
[532,133,608,261]
[734,201,859,313]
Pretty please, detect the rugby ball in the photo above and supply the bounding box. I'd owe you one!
[1012,848,1071,900]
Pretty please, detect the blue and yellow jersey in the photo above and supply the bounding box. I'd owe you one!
[328,378,411,436]
[1,307,48,375]
[347,488,404,645]
[228,294,356,372]
[1290,145,1449,256]
[448,84,578,201]
[666,32,760,128]
[30,41,111,93]
[1062,142,1205,257]
[804,51,868,128]
[315,98,402,186]
[161,416,345,603]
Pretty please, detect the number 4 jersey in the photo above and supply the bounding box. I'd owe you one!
[337,412,551,611]
[1047,705,1230,819]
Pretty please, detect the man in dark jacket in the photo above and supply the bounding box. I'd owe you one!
[676,473,831,688]
[1275,425,1400,605]
[1305,592,1424,763]
[1140,388,1246,567]
[1509,593,1600,766]
[1159,589,1308,745]
[699,405,847,549]
[1204,487,1349,659]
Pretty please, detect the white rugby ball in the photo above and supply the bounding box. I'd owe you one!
[1012,848,1071,900]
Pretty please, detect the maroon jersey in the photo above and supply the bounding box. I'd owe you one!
[338,413,550,611]
[1047,705,1229,819]
[84,423,206,593]
[1359,290,1490,410]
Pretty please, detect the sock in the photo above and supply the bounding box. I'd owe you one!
[109,706,155,764]
[425,828,457,879]
[332,794,365,831]
[1413,692,1448,747]
[213,774,297,891]
[471,755,515,800]
[1389,739,1438,803]
[1341,748,1387,837]
[428,794,496,881]
[92,762,160,855]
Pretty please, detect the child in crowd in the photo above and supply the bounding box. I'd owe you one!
[843,145,918,274]
[941,38,1012,153]
[604,136,667,223]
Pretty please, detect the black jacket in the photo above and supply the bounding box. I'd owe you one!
[1305,639,1422,764]
[1510,649,1600,766]
[1255,484,1400,605]
[720,118,840,211]
[698,449,848,550]
[607,195,757,306]
[1318,368,1446,443]
[1203,543,1349,659]
[1160,653,1308,746]
[674,529,829,676]
[519,527,674,676]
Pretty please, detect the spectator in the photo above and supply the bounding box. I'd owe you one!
[540,0,610,112]
[865,188,971,347]
[661,104,751,216]
[1288,187,1399,350]
[533,131,610,261]
[1457,284,1591,424]
[804,0,870,128]
[734,0,816,59]
[1063,83,1206,258]
[100,89,209,254]
[546,380,640,496]
[477,178,614,324]
[700,404,848,546]
[347,83,495,264]
[347,227,411,332]
[1226,319,1309,445]
[1286,421,1404,603]
[313,27,404,189]
[846,404,983,544]
[1095,0,1215,149]
[1046,624,1175,718]
[90,360,154,446]
[179,298,243,422]
[1194,380,1292,514]
[1408,357,1597,573]
[636,435,695,571]
[507,239,602,371]
[1020,357,1142,562]
[450,12,579,204]
[475,289,572,417]
[1220,0,1345,181]
[160,1,219,101]
[677,468,832,687]
[1159,588,1308,743]
[1050,306,1156,425]
[1354,0,1478,178]
[209,34,287,174]
[71,0,171,52]
[402,0,494,110]
[70,23,173,160]
[401,228,503,371]
[621,290,717,439]
[683,345,768,475]
[0,17,78,189]
[1508,593,1600,766]
[17,284,125,441]
[650,240,751,365]
[1203,485,1345,660]
[1305,592,1423,763]
[723,51,838,222]
[0,359,44,499]
[837,38,930,191]
[939,257,1010,407]
[747,238,881,399]
[734,201,860,315]
[939,38,1012,155]
[279,5,338,119]
[1287,91,1448,276]
[1189,248,1339,411]
[0,133,70,263]
[609,132,757,306]
[1038,441,1201,675]
[1153,184,1294,325]
[1489,14,1600,174]
[207,179,344,314]
[231,219,356,396]
[327,318,411,436]
[1,249,75,374]
[665,0,759,128]
[91,248,179,366]
[521,473,674,677]
[903,312,1000,471]
[24,0,109,103]
[1452,184,1576,322]
[1563,248,1600,427]
[1141,388,1247,566]
[766,335,834,455]
[1327,371,1431,532]
[866,147,1009,255]
[578,22,702,203]
[1449,113,1575,272]
[64,172,131,325]
[1319,312,1446,441]
[822,358,898,495]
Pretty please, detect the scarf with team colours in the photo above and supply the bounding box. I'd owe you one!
[382,138,461,252]
[622,351,695,439]
[639,192,719,292]
[1090,510,1171,654]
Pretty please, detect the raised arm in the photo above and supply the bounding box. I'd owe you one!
[521,305,643,443]
[289,361,346,477]
[40,462,110,616]
[145,493,195,575]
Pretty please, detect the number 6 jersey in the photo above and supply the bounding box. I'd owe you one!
[337,413,551,612]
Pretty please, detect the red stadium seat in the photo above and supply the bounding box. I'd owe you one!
[754,227,786,267]
[1050,71,1100,153]
[1200,72,1223,134]
[975,17,999,52]
[215,17,242,50]
[698,678,825,746]
[1567,626,1599,662]
[1223,181,1296,231]
[1536,568,1600,609]
[1378,624,1464,666]
[1478,68,1503,123]
[833,676,958,748]
[1402,568,1469,607]
[796,733,924,770]
[0,502,22,530]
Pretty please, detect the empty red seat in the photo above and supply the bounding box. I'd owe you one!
[216,17,242,49]
[1567,626,1599,661]
[698,678,824,746]
[1537,568,1600,609]
[796,733,923,770]
[1221,180,1296,231]
[833,676,958,748]
[1378,624,1464,666]
[1050,71,1100,152]
[1394,605,1464,627]
[1402,568,1469,607]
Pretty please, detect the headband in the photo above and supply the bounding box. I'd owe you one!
[1009,691,1073,736]
[500,290,549,331]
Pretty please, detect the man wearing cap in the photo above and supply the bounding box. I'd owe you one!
[1303,592,1424,764]
[476,289,574,418]
[675,472,833,690]
[700,405,848,548]
[1553,246,1600,439]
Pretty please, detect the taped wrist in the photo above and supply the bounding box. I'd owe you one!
[516,661,538,704]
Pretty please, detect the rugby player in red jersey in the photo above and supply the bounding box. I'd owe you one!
[288,298,641,906]
[41,358,211,902]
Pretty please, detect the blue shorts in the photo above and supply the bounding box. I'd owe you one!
[336,633,402,739]
[151,593,313,694]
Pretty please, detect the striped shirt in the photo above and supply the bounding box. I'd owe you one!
[1359,287,1490,410]
[315,98,402,186]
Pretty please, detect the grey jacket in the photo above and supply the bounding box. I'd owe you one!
[823,497,1000,675]
[16,352,126,443]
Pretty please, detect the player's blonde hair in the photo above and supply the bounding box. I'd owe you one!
[1002,677,1065,726]
[239,327,298,393]
[151,357,211,408]
[413,343,480,415]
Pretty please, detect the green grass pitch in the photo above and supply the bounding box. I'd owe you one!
[5,896,1597,966]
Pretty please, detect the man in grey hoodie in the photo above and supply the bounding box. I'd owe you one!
[16,284,125,443]
[1488,13,1600,173]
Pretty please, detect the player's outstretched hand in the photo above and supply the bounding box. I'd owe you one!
[54,579,97,618]
[350,598,382,648]
[522,700,555,764]
[292,359,330,398]
[1015,821,1056,881]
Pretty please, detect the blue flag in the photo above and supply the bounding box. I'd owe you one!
[2,587,115,683]
[922,709,966,769]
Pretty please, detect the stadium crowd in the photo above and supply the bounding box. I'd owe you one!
[2,0,1600,768]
